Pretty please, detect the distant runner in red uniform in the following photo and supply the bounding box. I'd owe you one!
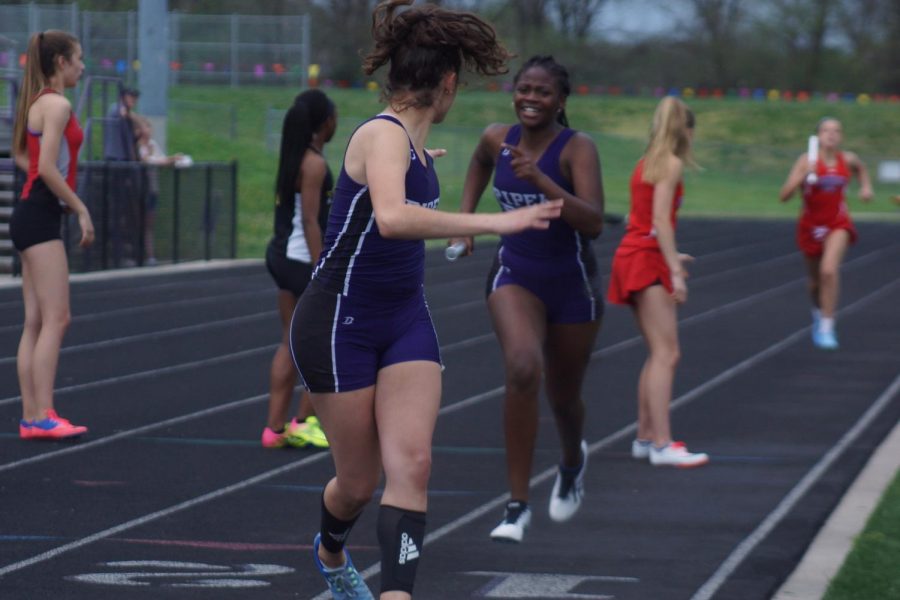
[607,97,708,469]
[779,118,873,350]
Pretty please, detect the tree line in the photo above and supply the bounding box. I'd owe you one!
[10,0,900,93]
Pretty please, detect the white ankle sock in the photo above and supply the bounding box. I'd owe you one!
[819,317,835,334]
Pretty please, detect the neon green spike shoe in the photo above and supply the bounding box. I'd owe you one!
[284,417,330,449]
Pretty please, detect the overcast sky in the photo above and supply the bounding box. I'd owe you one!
[595,0,679,42]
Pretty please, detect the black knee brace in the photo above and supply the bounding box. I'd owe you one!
[377,504,426,594]
[319,494,361,554]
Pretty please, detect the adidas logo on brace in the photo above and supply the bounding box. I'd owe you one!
[398,532,419,564]
[327,530,349,543]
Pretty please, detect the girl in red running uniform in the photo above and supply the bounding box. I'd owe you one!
[10,31,94,440]
[779,118,873,350]
[607,97,708,468]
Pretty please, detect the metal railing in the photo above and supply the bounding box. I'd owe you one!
[8,160,237,275]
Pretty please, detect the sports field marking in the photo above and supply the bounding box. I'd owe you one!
[0,392,270,474]
[0,451,328,579]
[0,270,271,312]
[0,287,272,336]
[0,345,277,408]
[0,242,814,406]
[1,259,896,583]
[690,369,900,600]
[311,268,900,599]
[0,310,275,367]
[1,244,894,472]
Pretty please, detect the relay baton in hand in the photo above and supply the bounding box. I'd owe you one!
[806,135,819,185]
[445,242,467,262]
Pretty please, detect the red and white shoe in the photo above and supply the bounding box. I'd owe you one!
[649,441,708,468]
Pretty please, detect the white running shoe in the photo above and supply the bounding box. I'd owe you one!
[631,439,652,460]
[650,441,709,468]
[548,440,588,522]
[490,501,532,543]
[812,329,839,350]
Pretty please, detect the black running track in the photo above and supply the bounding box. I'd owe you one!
[1,218,899,600]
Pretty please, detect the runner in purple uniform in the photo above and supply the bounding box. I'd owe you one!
[451,55,605,544]
[289,3,562,598]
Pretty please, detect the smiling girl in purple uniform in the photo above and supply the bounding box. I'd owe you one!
[289,3,563,598]
[452,55,605,543]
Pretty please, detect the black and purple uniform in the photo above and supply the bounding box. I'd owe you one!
[487,125,602,323]
[265,154,333,297]
[290,115,441,393]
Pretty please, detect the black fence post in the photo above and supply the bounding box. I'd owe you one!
[101,162,109,269]
[11,167,22,277]
[173,166,180,263]
[137,164,146,266]
[204,164,212,261]
[230,160,237,259]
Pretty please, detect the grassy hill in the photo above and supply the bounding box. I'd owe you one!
[167,86,900,258]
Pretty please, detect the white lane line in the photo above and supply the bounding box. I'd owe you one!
[0,346,277,407]
[0,288,272,335]
[2,245,893,468]
[0,311,275,367]
[0,393,269,474]
[0,270,270,311]
[0,244,827,405]
[0,450,327,578]
[2,255,897,582]
[311,265,900,600]
[690,370,900,600]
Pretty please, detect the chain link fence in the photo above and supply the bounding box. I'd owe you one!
[0,3,310,88]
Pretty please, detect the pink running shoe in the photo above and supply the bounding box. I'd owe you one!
[21,409,87,440]
[261,426,287,448]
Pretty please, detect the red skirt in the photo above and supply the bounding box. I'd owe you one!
[796,215,857,258]
[607,246,672,305]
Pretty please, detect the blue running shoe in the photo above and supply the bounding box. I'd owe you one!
[312,533,374,599]
[812,329,839,350]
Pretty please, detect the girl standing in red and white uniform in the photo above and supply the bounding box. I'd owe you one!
[607,96,708,468]
[779,118,873,350]
[10,30,94,439]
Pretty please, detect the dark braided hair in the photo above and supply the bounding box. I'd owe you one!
[513,55,571,127]
[363,0,511,110]
[274,89,335,206]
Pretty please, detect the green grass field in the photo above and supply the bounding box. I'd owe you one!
[824,469,900,600]
[165,86,900,258]
[165,90,900,600]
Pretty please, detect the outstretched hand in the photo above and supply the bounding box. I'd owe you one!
[497,199,563,235]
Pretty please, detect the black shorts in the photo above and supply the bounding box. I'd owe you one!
[10,179,64,252]
[291,281,442,393]
[265,243,313,297]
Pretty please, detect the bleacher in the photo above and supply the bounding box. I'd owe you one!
[0,79,15,274]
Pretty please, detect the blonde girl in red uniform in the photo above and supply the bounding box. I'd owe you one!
[779,118,873,350]
[607,97,708,468]
[10,31,94,439]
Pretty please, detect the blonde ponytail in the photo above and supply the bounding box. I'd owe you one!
[642,96,695,184]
